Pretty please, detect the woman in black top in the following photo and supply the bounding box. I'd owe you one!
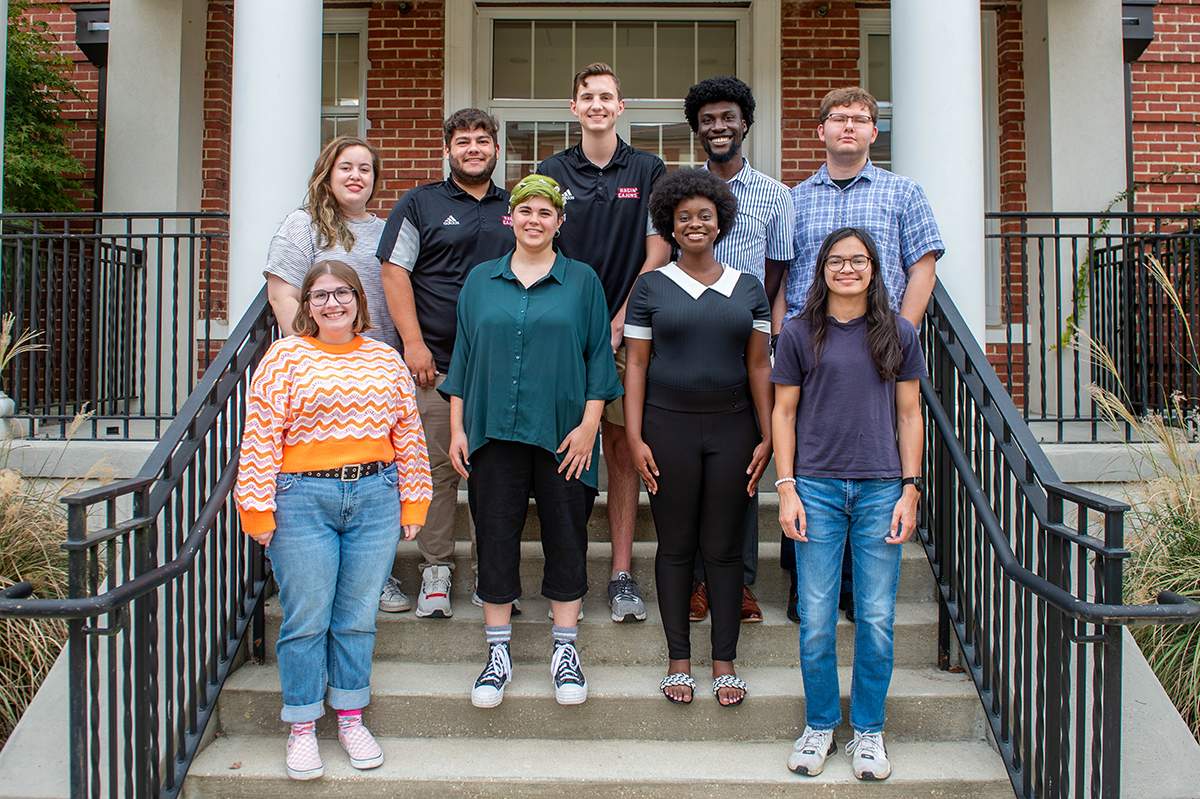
[624,169,774,706]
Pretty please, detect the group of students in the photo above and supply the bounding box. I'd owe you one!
[233,65,940,785]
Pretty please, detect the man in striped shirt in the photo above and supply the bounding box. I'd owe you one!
[684,76,795,623]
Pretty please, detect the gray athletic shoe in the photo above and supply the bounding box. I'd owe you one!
[788,726,837,776]
[378,576,411,613]
[847,730,891,780]
[608,571,647,622]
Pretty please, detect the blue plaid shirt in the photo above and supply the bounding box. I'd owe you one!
[786,160,943,321]
[704,159,795,284]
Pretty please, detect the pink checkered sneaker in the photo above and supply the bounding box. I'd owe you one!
[338,722,384,769]
[285,729,323,780]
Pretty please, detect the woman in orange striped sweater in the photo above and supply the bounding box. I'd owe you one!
[235,260,432,781]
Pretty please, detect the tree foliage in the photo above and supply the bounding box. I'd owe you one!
[4,1,93,213]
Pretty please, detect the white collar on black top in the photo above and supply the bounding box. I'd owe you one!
[660,262,740,299]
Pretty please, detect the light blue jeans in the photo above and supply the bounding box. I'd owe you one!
[266,464,403,723]
[794,477,903,733]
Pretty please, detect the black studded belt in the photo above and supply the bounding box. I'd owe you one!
[295,461,391,481]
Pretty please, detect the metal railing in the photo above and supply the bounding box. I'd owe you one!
[988,211,1200,443]
[0,213,229,440]
[0,290,275,799]
[921,280,1200,799]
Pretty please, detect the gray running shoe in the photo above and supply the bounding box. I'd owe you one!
[608,571,647,622]
[788,726,837,776]
[379,576,411,613]
[847,730,891,780]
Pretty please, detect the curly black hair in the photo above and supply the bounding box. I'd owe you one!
[683,76,755,133]
[647,169,739,248]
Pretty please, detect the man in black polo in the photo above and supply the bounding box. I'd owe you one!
[377,108,515,619]
[536,63,671,623]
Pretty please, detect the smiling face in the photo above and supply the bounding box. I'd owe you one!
[672,195,720,255]
[697,101,746,165]
[817,102,878,165]
[307,273,358,345]
[570,74,625,135]
[823,233,874,301]
[445,127,499,188]
[328,145,375,219]
[511,195,563,255]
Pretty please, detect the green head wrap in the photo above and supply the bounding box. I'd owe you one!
[509,175,565,212]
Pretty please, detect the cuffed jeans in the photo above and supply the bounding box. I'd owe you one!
[794,476,903,733]
[267,464,404,723]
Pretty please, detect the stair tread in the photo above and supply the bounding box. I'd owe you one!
[188,735,1011,787]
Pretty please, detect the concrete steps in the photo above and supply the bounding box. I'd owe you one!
[183,491,1010,798]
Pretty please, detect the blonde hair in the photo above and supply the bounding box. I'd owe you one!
[291,260,375,337]
[303,136,382,252]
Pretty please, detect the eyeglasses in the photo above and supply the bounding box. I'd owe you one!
[307,287,356,306]
[823,113,874,128]
[824,255,873,272]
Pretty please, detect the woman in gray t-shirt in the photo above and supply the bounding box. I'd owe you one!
[263,136,397,352]
[771,227,926,783]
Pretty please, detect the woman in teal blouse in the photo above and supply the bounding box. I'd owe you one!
[442,175,622,710]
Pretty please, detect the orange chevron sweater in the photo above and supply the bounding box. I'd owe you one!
[234,335,432,535]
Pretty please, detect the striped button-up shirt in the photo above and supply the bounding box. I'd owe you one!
[704,158,795,285]
[786,160,944,321]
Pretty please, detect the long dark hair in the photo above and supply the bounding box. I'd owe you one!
[800,227,903,381]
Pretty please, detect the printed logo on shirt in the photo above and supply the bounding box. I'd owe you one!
[561,189,576,203]
[502,215,512,226]
[443,215,461,226]
[617,187,640,199]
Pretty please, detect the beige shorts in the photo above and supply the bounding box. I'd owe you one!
[602,344,626,427]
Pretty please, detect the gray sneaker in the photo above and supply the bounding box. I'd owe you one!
[847,730,891,780]
[379,576,411,613]
[788,726,837,776]
[415,565,452,618]
[608,571,646,622]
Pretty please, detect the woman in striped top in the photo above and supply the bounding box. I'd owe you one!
[235,260,432,781]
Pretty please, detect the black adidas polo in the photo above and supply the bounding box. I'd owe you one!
[376,178,514,373]
[537,138,666,318]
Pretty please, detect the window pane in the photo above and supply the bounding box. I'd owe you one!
[321,34,337,106]
[615,22,654,99]
[870,116,891,171]
[533,22,573,99]
[656,23,694,99]
[505,121,581,190]
[494,21,532,99]
[631,122,699,170]
[337,33,360,106]
[575,22,612,74]
[697,22,736,80]
[867,34,891,103]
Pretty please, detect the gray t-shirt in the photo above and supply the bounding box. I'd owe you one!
[770,314,926,479]
[263,209,399,352]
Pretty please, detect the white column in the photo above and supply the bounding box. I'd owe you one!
[749,0,782,180]
[891,2,986,342]
[227,0,322,327]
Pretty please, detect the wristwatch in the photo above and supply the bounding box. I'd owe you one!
[901,476,924,494]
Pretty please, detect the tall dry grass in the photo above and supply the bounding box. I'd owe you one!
[1084,254,1200,743]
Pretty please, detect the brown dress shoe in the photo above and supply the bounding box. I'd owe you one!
[689,581,709,622]
[741,586,763,622]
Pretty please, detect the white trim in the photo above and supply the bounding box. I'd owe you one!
[985,323,1029,345]
[982,10,1003,327]
[749,0,781,179]
[323,8,367,33]
[321,9,369,138]
[660,263,740,299]
[445,0,476,121]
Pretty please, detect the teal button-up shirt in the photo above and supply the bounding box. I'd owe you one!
[440,251,623,490]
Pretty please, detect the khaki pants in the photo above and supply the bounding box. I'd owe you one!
[412,374,476,573]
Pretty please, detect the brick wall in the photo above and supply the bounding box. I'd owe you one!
[200,1,234,323]
[1131,0,1200,214]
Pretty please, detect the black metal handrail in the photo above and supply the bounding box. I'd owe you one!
[988,211,1200,443]
[0,288,276,799]
[0,212,229,439]
[921,280,1200,799]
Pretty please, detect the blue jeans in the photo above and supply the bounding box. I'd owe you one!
[266,464,404,723]
[794,477,903,733]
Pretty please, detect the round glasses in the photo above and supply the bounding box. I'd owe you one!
[307,287,356,306]
[824,255,873,272]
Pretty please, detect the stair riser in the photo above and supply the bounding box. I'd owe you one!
[260,614,938,669]
[217,690,982,744]
[383,544,936,604]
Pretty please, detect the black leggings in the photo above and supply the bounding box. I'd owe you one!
[642,383,759,662]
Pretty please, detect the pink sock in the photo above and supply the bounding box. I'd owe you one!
[337,709,362,729]
[290,720,315,736]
